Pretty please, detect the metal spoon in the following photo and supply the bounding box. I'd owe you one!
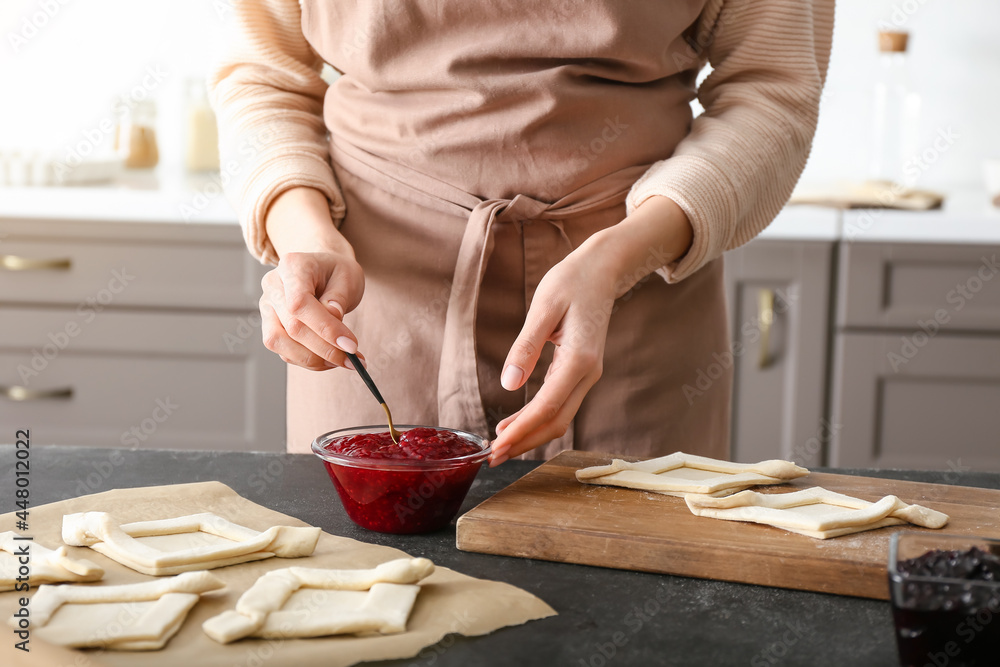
[345,352,402,444]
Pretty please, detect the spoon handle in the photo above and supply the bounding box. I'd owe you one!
[346,353,401,444]
[345,353,386,404]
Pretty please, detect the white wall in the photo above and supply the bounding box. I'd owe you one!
[0,0,230,169]
[801,0,1000,189]
[2,0,998,188]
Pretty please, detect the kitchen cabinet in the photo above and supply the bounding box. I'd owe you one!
[723,238,834,467]
[4,184,999,468]
[829,241,1000,470]
[0,214,285,451]
[830,333,1000,470]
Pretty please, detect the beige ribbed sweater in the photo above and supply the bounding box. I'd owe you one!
[209,0,834,282]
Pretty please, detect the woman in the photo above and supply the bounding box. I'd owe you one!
[210,0,834,463]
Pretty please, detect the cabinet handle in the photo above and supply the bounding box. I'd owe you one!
[0,255,72,271]
[758,288,775,369]
[1,386,74,401]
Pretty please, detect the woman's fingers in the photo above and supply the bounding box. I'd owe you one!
[489,345,602,464]
[491,261,612,464]
[260,262,360,369]
[495,405,525,435]
[499,291,565,392]
[265,287,343,364]
[277,258,359,354]
[490,372,595,466]
[260,302,344,370]
[514,376,594,459]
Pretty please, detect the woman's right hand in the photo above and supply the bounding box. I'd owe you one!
[259,187,365,371]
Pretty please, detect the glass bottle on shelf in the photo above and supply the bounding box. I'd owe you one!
[114,97,159,169]
[868,30,920,187]
[185,78,220,172]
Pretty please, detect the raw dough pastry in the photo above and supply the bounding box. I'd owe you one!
[0,531,103,590]
[684,486,950,538]
[8,570,224,650]
[62,512,321,575]
[576,452,809,497]
[203,557,435,644]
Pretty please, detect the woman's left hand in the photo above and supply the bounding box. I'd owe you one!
[488,245,616,464]
[488,195,694,465]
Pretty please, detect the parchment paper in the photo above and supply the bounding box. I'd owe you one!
[0,481,555,667]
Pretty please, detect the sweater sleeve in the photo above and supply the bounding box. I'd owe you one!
[625,0,835,283]
[208,0,344,266]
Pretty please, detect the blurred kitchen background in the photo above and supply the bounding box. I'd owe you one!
[1,1,998,471]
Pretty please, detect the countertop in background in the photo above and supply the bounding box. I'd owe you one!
[1,176,998,245]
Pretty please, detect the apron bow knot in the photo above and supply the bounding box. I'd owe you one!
[332,137,649,448]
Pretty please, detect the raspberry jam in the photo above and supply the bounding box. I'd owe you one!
[326,427,481,460]
[313,426,488,534]
[891,545,1000,667]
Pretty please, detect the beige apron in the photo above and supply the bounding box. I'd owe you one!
[287,0,731,460]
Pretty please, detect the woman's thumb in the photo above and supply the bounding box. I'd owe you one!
[323,298,345,320]
[318,268,363,321]
[319,284,355,320]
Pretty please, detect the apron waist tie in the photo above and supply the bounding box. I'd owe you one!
[330,136,651,447]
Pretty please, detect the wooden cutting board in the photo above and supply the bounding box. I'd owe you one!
[456,451,1000,599]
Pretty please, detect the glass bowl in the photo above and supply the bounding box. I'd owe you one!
[312,424,489,534]
[888,532,1000,667]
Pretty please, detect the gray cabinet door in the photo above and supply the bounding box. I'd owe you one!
[723,240,834,466]
[830,333,1000,471]
[837,242,1000,331]
[0,306,286,452]
[0,218,286,452]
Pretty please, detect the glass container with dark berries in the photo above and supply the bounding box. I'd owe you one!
[889,532,1000,667]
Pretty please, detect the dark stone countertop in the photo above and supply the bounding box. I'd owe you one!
[3,445,997,667]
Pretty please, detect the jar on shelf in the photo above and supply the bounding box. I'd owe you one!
[114,97,159,169]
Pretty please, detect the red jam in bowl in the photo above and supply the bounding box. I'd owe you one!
[327,428,482,460]
[312,426,488,534]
